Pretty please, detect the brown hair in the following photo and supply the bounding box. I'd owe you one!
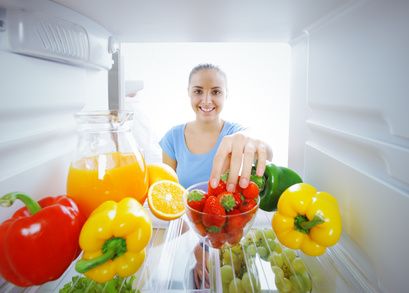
[188,63,227,87]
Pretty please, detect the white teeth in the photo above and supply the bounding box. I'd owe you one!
[199,106,215,112]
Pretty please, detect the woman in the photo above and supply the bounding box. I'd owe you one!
[160,64,273,192]
[159,64,273,288]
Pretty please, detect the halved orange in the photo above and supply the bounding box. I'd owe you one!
[147,163,179,186]
[147,180,186,221]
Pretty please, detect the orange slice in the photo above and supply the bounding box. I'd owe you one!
[147,163,179,186]
[147,180,186,220]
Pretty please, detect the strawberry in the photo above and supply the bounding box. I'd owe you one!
[202,196,226,229]
[226,209,246,233]
[208,180,226,196]
[232,192,243,207]
[187,208,202,224]
[225,209,245,244]
[239,199,258,213]
[227,229,243,245]
[193,222,207,237]
[226,207,241,216]
[187,189,207,211]
[241,181,259,199]
[216,192,237,212]
[207,230,227,249]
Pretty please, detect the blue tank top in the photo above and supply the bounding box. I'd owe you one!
[159,121,245,188]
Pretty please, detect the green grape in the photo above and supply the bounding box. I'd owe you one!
[244,256,255,270]
[274,273,284,286]
[242,233,254,246]
[222,283,230,293]
[301,271,312,292]
[254,230,264,246]
[223,252,232,265]
[274,243,283,253]
[281,262,293,280]
[260,237,269,249]
[224,248,241,266]
[289,276,302,293]
[263,229,276,241]
[266,238,276,251]
[269,251,284,267]
[220,265,234,285]
[283,249,297,262]
[241,272,260,293]
[292,257,307,273]
[275,276,292,293]
[289,273,310,293]
[232,255,242,273]
[231,244,243,256]
[229,277,243,293]
[271,265,284,279]
[246,244,257,257]
[257,246,269,260]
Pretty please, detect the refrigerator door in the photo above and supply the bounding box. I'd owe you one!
[289,0,409,292]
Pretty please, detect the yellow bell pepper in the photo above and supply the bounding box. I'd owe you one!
[272,183,342,256]
[75,197,152,283]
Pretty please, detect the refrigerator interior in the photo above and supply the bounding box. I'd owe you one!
[0,0,408,292]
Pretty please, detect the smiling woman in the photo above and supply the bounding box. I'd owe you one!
[122,42,291,168]
[159,64,247,188]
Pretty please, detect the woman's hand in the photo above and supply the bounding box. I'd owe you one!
[210,132,273,192]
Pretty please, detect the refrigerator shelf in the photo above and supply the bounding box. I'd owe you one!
[0,209,380,293]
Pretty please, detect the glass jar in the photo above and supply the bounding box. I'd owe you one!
[67,110,149,218]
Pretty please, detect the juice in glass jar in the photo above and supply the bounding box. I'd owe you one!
[67,151,148,218]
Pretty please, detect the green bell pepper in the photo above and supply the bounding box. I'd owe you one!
[252,162,303,211]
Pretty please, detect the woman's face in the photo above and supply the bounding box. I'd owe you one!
[188,69,227,123]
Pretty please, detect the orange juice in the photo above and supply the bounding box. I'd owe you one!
[67,152,148,218]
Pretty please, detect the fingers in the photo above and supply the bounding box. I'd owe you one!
[227,135,246,191]
[255,143,268,176]
[239,142,256,188]
[211,133,271,191]
[210,138,233,188]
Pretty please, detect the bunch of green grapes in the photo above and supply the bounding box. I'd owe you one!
[241,229,312,293]
[241,229,277,261]
[270,249,312,293]
[220,243,261,293]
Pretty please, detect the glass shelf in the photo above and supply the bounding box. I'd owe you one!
[0,209,380,293]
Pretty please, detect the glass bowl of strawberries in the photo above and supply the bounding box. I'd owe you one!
[183,180,260,249]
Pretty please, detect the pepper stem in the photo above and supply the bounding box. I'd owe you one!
[0,192,42,215]
[294,214,325,234]
[75,237,127,273]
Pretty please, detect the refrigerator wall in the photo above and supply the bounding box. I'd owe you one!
[0,0,112,221]
[289,0,409,292]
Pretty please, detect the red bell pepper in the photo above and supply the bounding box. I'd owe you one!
[0,192,84,287]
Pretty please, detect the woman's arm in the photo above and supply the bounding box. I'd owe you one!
[210,131,273,193]
[162,151,177,171]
